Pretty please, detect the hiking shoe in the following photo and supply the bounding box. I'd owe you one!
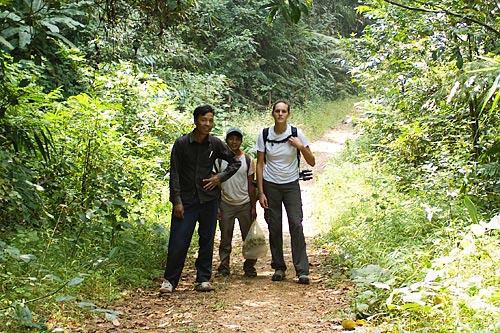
[194,281,214,292]
[215,270,230,277]
[272,270,285,281]
[244,270,257,278]
[298,275,310,285]
[159,280,173,293]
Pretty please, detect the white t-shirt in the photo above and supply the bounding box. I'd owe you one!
[219,154,255,205]
[255,125,310,184]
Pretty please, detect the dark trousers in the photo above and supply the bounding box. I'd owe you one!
[263,179,309,277]
[163,197,219,289]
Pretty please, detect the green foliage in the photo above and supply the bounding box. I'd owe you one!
[0,0,89,95]
[0,151,44,225]
[0,0,85,53]
[2,0,360,109]
[178,0,356,106]
[306,0,365,38]
[348,0,500,213]
[312,2,500,330]
[315,148,500,331]
[384,215,500,332]
[294,98,362,141]
[159,70,232,113]
[0,220,168,332]
[0,58,189,330]
[0,54,62,225]
[261,0,312,24]
[79,0,358,109]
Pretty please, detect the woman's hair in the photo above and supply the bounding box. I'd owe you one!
[193,104,215,121]
[272,99,290,113]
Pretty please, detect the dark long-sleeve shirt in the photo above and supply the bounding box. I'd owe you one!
[169,131,241,205]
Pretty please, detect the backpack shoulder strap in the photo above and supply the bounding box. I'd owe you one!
[245,154,253,178]
[291,126,300,167]
[263,127,269,163]
[245,154,251,171]
[263,127,269,144]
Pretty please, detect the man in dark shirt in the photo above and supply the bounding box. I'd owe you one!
[160,105,241,293]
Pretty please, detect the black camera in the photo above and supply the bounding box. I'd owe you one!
[299,169,313,181]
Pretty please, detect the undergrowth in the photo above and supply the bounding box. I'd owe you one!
[314,133,500,331]
[0,220,168,332]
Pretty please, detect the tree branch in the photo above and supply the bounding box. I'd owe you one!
[382,0,500,37]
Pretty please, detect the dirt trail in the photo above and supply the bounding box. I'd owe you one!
[83,114,367,333]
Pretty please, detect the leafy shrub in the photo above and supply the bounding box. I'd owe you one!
[315,138,500,331]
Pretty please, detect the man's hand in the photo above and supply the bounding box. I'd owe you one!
[203,174,221,191]
[173,203,184,219]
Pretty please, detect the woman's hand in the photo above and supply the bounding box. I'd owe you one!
[259,193,268,209]
[289,136,315,167]
[288,136,304,150]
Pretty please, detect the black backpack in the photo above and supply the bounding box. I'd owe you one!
[262,126,313,181]
[262,126,300,167]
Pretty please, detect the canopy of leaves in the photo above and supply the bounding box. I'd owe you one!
[349,0,500,205]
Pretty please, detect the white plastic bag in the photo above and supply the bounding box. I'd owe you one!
[242,220,268,259]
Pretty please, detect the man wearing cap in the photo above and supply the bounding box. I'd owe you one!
[215,127,258,277]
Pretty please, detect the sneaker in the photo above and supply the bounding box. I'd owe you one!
[159,280,173,293]
[194,281,214,292]
[298,275,310,285]
[244,270,257,278]
[272,270,285,281]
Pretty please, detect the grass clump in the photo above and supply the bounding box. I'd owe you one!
[0,217,168,332]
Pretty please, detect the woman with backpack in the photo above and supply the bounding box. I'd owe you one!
[255,100,316,284]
